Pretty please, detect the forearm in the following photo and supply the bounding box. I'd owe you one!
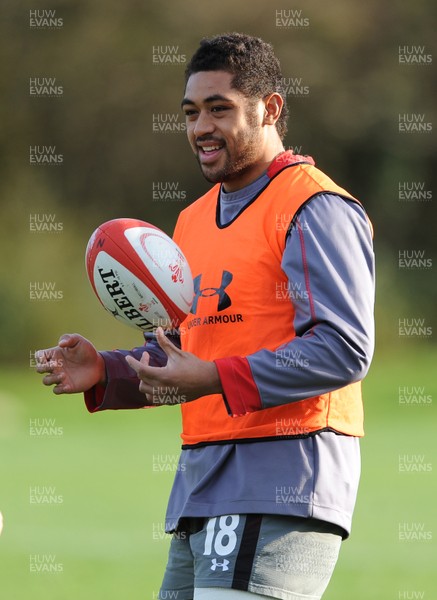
[84,333,180,412]
[124,328,223,405]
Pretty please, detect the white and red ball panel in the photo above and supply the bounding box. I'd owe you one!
[90,250,172,331]
[85,218,194,331]
[123,227,193,315]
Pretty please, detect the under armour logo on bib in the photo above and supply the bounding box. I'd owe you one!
[191,270,233,314]
[210,558,230,572]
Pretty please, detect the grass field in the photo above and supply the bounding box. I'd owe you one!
[0,344,435,599]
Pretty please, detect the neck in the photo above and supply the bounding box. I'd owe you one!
[222,142,285,193]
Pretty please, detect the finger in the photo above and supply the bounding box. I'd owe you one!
[125,354,142,374]
[42,372,64,387]
[125,351,151,376]
[139,351,150,367]
[36,362,52,374]
[36,360,54,374]
[139,380,154,396]
[36,355,64,374]
[58,334,80,348]
[35,348,54,366]
[35,350,51,372]
[155,327,180,357]
[53,382,73,395]
[42,371,73,394]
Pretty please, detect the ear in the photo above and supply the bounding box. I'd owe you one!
[262,92,284,126]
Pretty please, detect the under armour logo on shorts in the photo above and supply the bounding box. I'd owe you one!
[210,558,230,572]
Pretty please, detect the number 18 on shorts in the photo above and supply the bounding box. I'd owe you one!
[159,514,342,599]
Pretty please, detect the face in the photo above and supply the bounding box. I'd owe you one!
[181,71,267,191]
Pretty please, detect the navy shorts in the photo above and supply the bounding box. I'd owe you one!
[159,515,343,600]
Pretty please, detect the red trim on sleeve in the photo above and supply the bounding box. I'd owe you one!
[214,356,262,417]
[84,384,106,413]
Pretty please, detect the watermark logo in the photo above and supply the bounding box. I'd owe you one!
[152,522,186,542]
[275,212,310,232]
[29,554,63,573]
[29,350,38,369]
[276,281,309,302]
[29,77,63,97]
[398,522,432,541]
[275,418,310,436]
[398,250,432,269]
[29,349,63,370]
[153,591,181,599]
[398,592,426,599]
[152,181,187,202]
[29,213,63,233]
[398,114,432,133]
[398,318,432,338]
[29,418,63,437]
[151,318,182,333]
[275,146,305,163]
[152,114,186,133]
[29,9,63,29]
[276,551,333,573]
[152,45,186,65]
[275,213,292,232]
[29,282,63,301]
[398,386,432,405]
[275,9,310,28]
[29,145,63,165]
[152,454,186,473]
[30,485,64,504]
[398,182,432,202]
[275,349,310,369]
[399,45,432,65]
[278,77,310,97]
[287,145,304,155]
[151,386,187,405]
[275,485,312,504]
[398,454,432,473]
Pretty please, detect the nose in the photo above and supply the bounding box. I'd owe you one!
[193,110,215,138]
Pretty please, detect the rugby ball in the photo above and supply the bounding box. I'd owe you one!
[85,218,194,332]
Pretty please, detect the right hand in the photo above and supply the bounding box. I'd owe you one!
[35,334,106,395]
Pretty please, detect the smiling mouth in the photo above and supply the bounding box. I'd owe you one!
[197,142,225,163]
[200,144,222,152]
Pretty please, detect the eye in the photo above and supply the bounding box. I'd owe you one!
[183,109,198,119]
[211,105,229,113]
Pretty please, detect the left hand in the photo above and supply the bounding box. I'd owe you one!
[125,327,222,406]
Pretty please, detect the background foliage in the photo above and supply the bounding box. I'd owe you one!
[0,0,436,598]
[0,0,435,357]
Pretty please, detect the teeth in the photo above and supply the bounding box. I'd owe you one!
[202,146,221,152]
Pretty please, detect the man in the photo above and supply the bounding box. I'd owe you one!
[37,33,375,600]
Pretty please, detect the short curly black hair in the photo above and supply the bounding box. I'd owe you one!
[185,33,288,140]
